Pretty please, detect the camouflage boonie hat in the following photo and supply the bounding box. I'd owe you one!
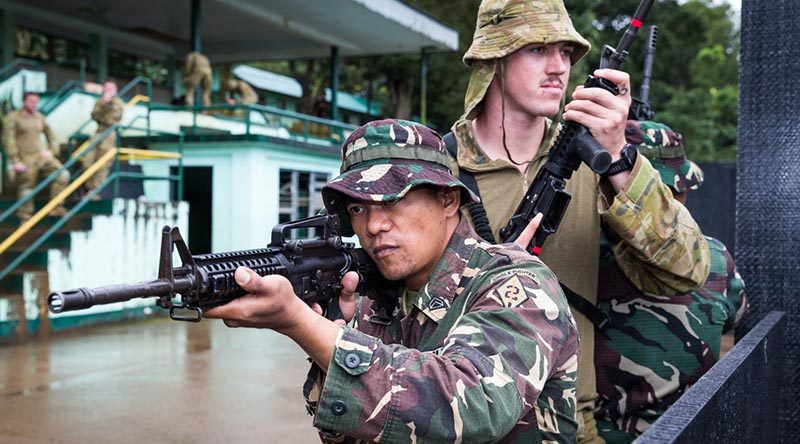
[625,120,704,193]
[322,119,479,236]
[463,0,592,119]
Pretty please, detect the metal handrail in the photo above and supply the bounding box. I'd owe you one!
[0,124,117,225]
[0,148,118,256]
[0,58,42,82]
[148,102,358,132]
[0,138,184,281]
[39,80,83,115]
[147,102,356,146]
[70,102,151,159]
[0,123,182,225]
[117,76,153,101]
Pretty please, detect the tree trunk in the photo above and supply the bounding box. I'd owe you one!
[389,78,414,120]
[290,59,326,115]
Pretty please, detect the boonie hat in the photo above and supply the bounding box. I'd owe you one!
[625,120,704,193]
[463,0,591,119]
[322,119,479,236]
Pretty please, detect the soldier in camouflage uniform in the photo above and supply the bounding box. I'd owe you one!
[83,80,124,197]
[183,51,212,107]
[225,79,259,106]
[449,1,711,442]
[593,120,748,443]
[205,119,580,443]
[3,92,69,220]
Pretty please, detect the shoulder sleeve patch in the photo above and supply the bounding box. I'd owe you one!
[489,274,529,308]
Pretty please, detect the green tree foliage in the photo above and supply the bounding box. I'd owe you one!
[570,0,740,160]
[408,0,739,160]
[251,0,739,160]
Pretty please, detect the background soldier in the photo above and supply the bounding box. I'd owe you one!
[448,1,711,442]
[183,51,212,107]
[3,92,68,221]
[593,120,748,443]
[204,119,581,443]
[83,80,123,198]
[225,78,259,106]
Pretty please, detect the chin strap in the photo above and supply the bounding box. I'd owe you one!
[499,59,530,166]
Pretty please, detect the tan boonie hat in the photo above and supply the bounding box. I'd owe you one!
[462,0,591,119]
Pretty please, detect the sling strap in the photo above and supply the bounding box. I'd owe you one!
[443,131,498,244]
[443,131,609,331]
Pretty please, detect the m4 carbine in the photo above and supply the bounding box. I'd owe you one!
[48,215,392,322]
[499,0,655,255]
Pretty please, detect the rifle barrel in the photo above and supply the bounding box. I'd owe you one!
[48,278,190,313]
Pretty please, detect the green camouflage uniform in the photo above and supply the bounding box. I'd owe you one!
[227,79,259,105]
[455,2,711,442]
[593,121,747,443]
[2,109,69,219]
[309,119,581,443]
[83,96,124,193]
[183,51,212,107]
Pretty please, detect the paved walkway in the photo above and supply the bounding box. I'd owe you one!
[0,317,320,443]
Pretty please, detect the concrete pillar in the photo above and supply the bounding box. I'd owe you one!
[190,0,202,106]
[165,53,180,99]
[0,9,15,67]
[191,0,202,53]
[330,45,339,122]
[420,48,430,125]
[89,33,108,82]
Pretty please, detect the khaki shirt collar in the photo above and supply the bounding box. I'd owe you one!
[451,117,559,172]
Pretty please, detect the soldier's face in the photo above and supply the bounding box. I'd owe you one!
[23,94,39,113]
[501,42,573,118]
[346,187,459,291]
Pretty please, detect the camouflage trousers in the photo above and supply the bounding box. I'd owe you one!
[81,125,116,195]
[13,153,69,219]
[184,70,212,107]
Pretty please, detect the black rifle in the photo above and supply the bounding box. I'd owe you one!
[498,0,655,255]
[47,215,394,322]
[629,25,659,121]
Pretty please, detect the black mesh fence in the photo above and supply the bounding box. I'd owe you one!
[686,162,736,256]
[737,0,800,440]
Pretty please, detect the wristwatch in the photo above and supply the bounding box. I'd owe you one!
[602,143,638,177]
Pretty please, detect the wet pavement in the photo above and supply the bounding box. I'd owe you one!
[0,317,320,443]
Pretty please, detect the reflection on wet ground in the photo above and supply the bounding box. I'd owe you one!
[0,316,320,443]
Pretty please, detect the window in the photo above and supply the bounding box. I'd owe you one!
[109,50,168,86]
[14,27,89,65]
[278,169,330,239]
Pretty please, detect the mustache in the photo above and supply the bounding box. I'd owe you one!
[539,76,565,88]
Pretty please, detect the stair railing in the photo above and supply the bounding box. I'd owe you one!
[0,124,184,282]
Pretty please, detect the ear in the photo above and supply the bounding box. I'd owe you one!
[440,188,460,216]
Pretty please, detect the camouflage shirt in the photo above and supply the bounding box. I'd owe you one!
[2,109,59,163]
[308,217,580,443]
[91,97,124,129]
[594,236,747,442]
[449,118,711,442]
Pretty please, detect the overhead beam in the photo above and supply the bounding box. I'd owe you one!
[215,0,360,51]
[0,0,176,58]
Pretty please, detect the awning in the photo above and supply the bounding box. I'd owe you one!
[5,0,459,62]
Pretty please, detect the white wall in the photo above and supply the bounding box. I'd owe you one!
[139,143,340,252]
[37,199,189,321]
